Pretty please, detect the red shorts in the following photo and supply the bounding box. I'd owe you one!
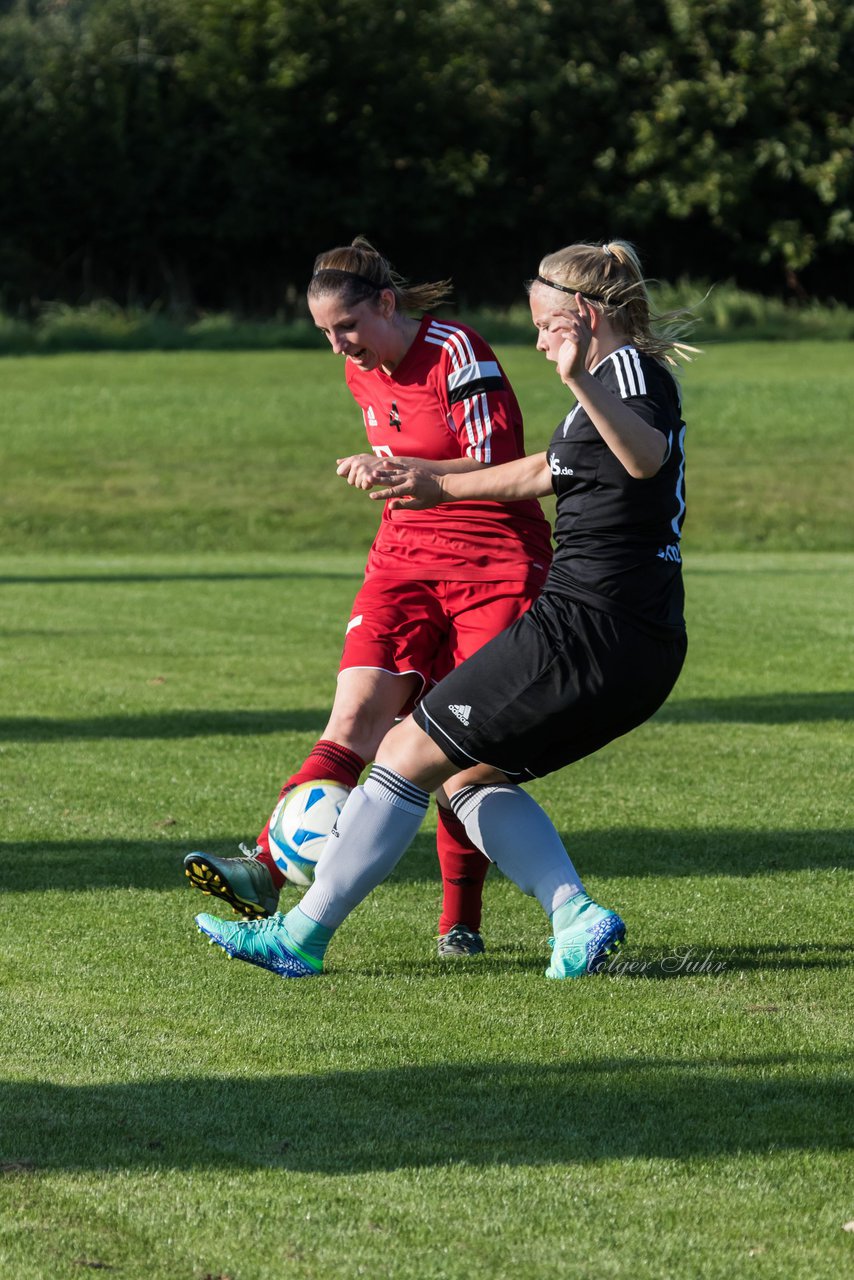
[340,572,547,715]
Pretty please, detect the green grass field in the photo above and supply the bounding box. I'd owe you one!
[2,341,852,554]
[1,345,852,1279]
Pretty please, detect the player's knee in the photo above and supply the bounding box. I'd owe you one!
[322,709,392,761]
[375,717,454,792]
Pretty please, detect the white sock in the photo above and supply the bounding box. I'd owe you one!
[300,765,429,928]
[449,784,583,916]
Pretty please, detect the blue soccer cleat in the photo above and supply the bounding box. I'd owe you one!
[545,894,626,979]
[195,911,322,979]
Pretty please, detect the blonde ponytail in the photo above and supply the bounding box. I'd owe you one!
[533,240,698,366]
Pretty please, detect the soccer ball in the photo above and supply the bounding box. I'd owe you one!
[267,780,351,887]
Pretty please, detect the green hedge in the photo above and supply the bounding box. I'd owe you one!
[1,283,852,356]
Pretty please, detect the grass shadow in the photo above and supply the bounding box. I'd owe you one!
[0,833,439,895]
[391,826,853,881]
[0,710,329,741]
[1,695,848,745]
[0,838,204,894]
[655,691,853,723]
[1,825,849,896]
[0,1055,848,1175]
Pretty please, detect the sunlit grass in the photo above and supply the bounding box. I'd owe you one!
[2,343,852,554]
[1,336,851,1278]
[0,550,851,1280]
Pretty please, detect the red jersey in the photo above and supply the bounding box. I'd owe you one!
[345,315,553,581]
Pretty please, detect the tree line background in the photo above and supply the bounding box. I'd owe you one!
[1,0,852,317]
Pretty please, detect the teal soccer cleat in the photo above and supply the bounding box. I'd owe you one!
[195,911,322,978]
[545,895,626,979]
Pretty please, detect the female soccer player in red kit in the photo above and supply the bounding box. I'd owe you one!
[184,238,553,956]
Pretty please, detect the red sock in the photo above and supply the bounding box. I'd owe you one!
[436,804,490,935]
[255,740,366,887]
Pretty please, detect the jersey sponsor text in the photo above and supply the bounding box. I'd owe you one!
[549,452,574,476]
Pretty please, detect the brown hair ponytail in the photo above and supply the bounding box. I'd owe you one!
[308,237,453,314]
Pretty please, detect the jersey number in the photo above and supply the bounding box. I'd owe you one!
[372,445,395,458]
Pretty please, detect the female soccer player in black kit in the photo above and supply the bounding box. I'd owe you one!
[195,240,692,980]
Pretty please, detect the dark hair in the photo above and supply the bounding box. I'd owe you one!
[307,236,452,313]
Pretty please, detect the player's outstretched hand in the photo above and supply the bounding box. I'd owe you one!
[368,461,445,509]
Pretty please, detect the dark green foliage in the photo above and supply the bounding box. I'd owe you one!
[0,0,851,312]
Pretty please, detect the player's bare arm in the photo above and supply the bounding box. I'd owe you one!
[392,455,490,475]
[370,451,552,509]
[556,296,667,480]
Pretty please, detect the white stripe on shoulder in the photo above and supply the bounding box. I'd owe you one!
[605,346,647,399]
[424,320,476,369]
[618,349,639,397]
[627,347,647,395]
[424,328,462,369]
[609,351,629,398]
[425,322,495,460]
[427,319,476,356]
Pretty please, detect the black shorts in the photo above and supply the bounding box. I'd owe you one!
[412,592,687,780]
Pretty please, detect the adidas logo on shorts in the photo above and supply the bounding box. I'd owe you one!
[449,704,471,726]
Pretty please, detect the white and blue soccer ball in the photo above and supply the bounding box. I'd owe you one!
[267,779,351,887]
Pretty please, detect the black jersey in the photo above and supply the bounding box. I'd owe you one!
[545,345,686,636]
